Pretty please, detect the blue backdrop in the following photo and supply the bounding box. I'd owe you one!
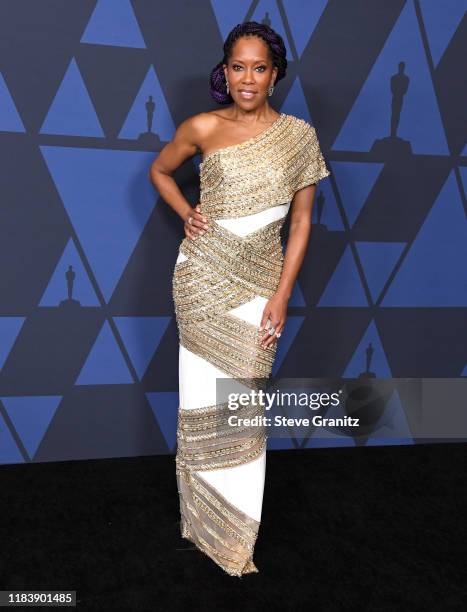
[0,0,466,464]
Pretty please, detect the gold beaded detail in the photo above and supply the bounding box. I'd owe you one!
[177,469,260,577]
[199,112,331,219]
[176,397,266,472]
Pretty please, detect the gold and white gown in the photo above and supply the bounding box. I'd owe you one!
[172,112,330,576]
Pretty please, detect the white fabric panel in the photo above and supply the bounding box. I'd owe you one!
[179,344,266,522]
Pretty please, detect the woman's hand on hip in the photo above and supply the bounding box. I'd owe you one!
[184,205,209,240]
[259,293,288,348]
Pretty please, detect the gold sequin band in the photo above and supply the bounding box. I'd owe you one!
[176,468,261,577]
[172,216,283,387]
[176,398,266,472]
[199,113,331,219]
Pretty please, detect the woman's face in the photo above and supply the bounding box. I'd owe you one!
[223,36,278,108]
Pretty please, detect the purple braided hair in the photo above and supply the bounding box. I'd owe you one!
[209,21,287,105]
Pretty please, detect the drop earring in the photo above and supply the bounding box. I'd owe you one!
[268,85,274,96]
[225,78,229,94]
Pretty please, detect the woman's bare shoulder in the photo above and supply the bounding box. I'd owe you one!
[175,111,223,150]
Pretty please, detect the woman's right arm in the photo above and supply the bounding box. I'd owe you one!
[148,115,209,239]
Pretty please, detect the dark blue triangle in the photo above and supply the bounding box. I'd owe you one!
[114,316,171,379]
[272,316,305,376]
[382,172,467,306]
[420,0,466,67]
[365,389,414,446]
[289,281,306,307]
[0,72,25,132]
[312,179,345,231]
[318,245,368,307]
[282,77,313,121]
[146,392,178,451]
[0,414,24,464]
[305,394,356,448]
[284,0,328,57]
[356,241,406,302]
[267,437,296,450]
[343,320,392,378]
[331,162,383,227]
[0,317,25,369]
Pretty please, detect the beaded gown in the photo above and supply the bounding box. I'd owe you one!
[172,112,330,577]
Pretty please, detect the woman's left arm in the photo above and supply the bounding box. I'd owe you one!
[260,184,317,347]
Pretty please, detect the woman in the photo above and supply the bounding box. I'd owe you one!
[149,21,330,577]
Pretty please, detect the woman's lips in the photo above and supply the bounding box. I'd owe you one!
[239,91,256,99]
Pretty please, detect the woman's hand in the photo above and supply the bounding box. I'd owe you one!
[259,293,288,348]
[184,205,209,240]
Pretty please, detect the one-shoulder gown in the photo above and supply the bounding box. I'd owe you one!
[172,112,330,576]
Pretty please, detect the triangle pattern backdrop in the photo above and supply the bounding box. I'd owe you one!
[0,0,465,463]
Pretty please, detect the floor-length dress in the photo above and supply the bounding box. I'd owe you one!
[172,112,331,577]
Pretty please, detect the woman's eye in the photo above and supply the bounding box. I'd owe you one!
[232,65,266,71]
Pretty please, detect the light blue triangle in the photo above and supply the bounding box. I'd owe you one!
[312,179,345,231]
[343,320,392,378]
[366,389,414,446]
[382,172,467,306]
[0,317,25,369]
[40,58,104,137]
[75,321,132,385]
[331,162,383,226]
[289,281,306,307]
[0,416,24,464]
[282,77,314,122]
[81,0,146,48]
[420,0,466,67]
[39,146,156,301]
[318,245,368,307]
[146,392,179,451]
[356,241,406,302]
[0,72,25,132]
[39,238,99,306]
[114,316,171,379]
[285,0,328,57]
[334,1,449,154]
[210,0,252,41]
[3,396,62,459]
[272,316,305,376]
[251,1,292,58]
[118,67,176,140]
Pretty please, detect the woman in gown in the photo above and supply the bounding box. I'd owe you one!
[150,21,330,577]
